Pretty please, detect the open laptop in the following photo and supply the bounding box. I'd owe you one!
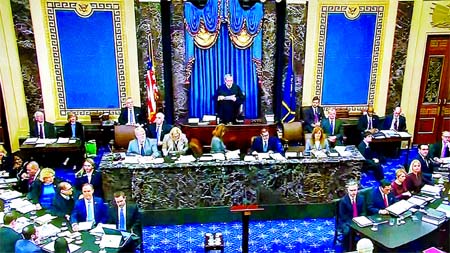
[100,227,132,249]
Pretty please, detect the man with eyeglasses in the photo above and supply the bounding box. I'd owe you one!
[414,144,438,181]
[430,131,450,162]
[51,181,75,220]
[249,128,283,155]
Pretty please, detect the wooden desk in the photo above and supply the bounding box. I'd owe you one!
[181,123,277,154]
[20,140,84,167]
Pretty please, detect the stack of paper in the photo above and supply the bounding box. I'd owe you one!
[23,138,38,144]
[352,216,373,227]
[385,199,416,216]
[270,153,286,161]
[0,190,22,201]
[421,184,442,196]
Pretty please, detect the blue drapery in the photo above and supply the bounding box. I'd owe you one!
[185,0,263,119]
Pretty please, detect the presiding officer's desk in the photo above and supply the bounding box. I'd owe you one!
[100,148,365,217]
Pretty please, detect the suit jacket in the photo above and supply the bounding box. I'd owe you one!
[107,202,142,237]
[357,141,380,168]
[161,133,189,156]
[357,114,380,133]
[382,114,407,131]
[62,122,84,141]
[0,226,22,253]
[75,171,103,198]
[15,239,42,253]
[321,118,344,144]
[30,121,56,138]
[303,106,325,132]
[51,193,75,218]
[127,138,160,157]
[17,169,41,194]
[414,154,438,175]
[250,136,283,154]
[118,106,145,125]
[70,197,107,225]
[147,123,173,143]
[338,194,366,234]
[367,187,397,215]
[27,179,58,205]
[430,141,450,159]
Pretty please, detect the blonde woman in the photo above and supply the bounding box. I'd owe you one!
[405,159,432,194]
[27,168,57,210]
[391,168,411,199]
[0,144,12,174]
[162,127,189,156]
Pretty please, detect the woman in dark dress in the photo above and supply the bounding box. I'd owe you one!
[391,168,411,199]
[405,159,432,194]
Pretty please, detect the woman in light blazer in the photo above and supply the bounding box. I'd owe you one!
[162,127,189,156]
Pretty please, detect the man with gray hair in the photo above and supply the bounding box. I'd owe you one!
[146,112,172,151]
[216,74,245,124]
[30,110,56,138]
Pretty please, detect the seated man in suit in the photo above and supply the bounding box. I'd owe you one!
[250,128,283,155]
[415,144,439,181]
[70,183,108,231]
[216,74,245,125]
[0,212,22,253]
[357,131,384,181]
[118,97,145,125]
[146,112,172,151]
[383,106,407,131]
[338,180,366,251]
[321,108,344,146]
[430,130,450,162]
[15,224,41,253]
[17,161,41,193]
[128,127,160,158]
[367,179,397,215]
[62,112,84,141]
[357,106,380,135]
[30,110,56,139]
[51,181,75,220]
[303,96,324,133]
[108,191,142,252]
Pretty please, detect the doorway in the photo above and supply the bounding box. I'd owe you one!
[414,35,450,144]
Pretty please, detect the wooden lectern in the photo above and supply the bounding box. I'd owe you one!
[230,204,264,253]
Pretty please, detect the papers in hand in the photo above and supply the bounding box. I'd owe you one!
[77,221,94,231]
[352,216,373,227]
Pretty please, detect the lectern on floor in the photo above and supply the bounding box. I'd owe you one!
[230,204,264,253]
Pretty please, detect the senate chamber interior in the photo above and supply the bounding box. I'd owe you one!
[0,0,450,252]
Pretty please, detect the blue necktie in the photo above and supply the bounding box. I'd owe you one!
[87,200,94,222]
[71,124,76,138]
[119,208,125,231]
[141,144,145,156]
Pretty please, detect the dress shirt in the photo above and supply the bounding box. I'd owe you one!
[71,123,76,138]
[391,117,399,130]
[128,109,134,124]
[367,116,372,129]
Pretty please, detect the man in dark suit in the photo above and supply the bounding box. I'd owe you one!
[30,110,56,139]
[321,108,344,146]
[108,191,142,252]
[75,158,103,198]
[51,181,75,219]
[250,128,283,154]
[382,106,407,131]
[118,97,145,125]
[70,183,107,231]
[147,112,172,151]
[17,161,40,193]
[303,96,324,133]
[338,180,366,251]
[367,179,397,215]
[415,144,439,181]
[216,74,245,124]
[430,130,450,162]
[15,225,41,253]
[357,106,380,135]
[357,131,384,181]
[0,212,22,253]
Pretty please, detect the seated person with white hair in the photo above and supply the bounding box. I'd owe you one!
[161,127,189,156]
[27,167,58,210]
[356,238,374,253]
[127,127,160,158]
[30,110,56,138]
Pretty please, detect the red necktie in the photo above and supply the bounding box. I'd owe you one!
[383,194,388,207]
[352,198,358,217]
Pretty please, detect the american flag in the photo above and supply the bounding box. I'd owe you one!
[146,57,159,123]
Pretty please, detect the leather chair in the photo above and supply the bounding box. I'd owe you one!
[189,137,203,157]
[113,125,136,151]
[280,122,304,152]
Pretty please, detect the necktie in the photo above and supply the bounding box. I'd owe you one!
[39,124,44,139]
[71,124,76,138]
[352,198,358,217]
[441,143,447,158]
[393,118,398,131]
[129,109,134,124]
[87,200,94,222]
[174,141,178,151]
[383,194,388,207]
[330,120,334,135]
[141,143,145,156]
[313,109,319,123]
[368,117,372,129]
[156,126,161,141]
[119,207,125,231]
[263,141,268,152]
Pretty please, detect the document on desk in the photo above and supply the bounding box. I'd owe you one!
[77,221,94,231]
[43,241,80,253]
[397,131,411,138]
[0,190,22,200]
[175,155,196,163]
[421,184,442,196]
[56,137,70,144]
[35,214,56,225]
[270,153,286,161]
[0,177,18,184]
[352,216,373,227]
[23,137,38,144]
[386,199,416,216]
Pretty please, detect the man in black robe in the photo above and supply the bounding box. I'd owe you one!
[216,74,245,124]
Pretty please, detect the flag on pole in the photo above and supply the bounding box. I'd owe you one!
[281,42,296,123]
[146,56,159,123]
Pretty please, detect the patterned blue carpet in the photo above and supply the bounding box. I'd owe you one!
[139,148,418,253]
